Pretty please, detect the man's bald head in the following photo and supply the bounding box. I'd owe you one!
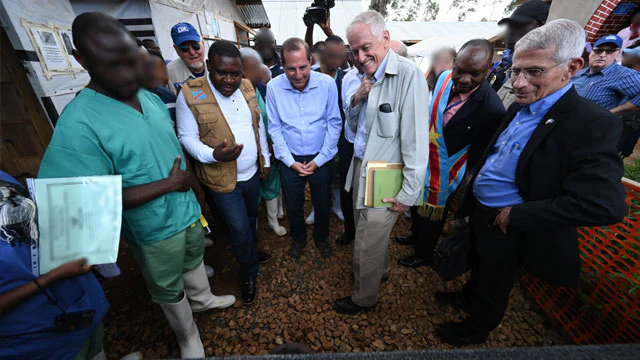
[390,40,408,57]
[72,12,135,54]
[71,12,141,100]
[254,28,277,63]
[452,39,494,94]
[457,39,494,69]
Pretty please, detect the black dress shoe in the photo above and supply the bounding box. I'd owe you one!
[257,250,272,264]
[395,235,415,246]
[335,232,354,246]
[398,254,428,268]
[317,241,334,258]
[435,290,471,313]
[241,277,257,305]
[435,319,489,346]
[334,296,376,314]
[288,242,305,258]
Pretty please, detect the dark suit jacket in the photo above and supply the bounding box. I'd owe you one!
[443,79,505,171]
[470,87,627,287]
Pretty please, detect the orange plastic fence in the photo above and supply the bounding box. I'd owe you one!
[520,178,640,344]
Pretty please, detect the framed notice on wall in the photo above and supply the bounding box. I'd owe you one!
[21,19,85,79]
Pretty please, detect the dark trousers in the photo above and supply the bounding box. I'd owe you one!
[412,212,445,261]
[206,172,260,279]
[338,138,356,239]
[279,155,332,245]
[468,203,523,332]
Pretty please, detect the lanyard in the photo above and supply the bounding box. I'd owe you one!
[445,98,464,113]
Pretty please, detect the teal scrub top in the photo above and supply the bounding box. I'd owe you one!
[38,88,200,246]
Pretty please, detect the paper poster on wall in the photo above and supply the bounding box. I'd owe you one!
[56,28,83,70]
[22,20,85,79]
[204,11,220,38]
[218,17,237,43]
[31,26,68,71]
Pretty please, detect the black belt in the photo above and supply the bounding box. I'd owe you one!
[476,200,500,217]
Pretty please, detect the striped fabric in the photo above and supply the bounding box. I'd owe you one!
[573,63,640,110]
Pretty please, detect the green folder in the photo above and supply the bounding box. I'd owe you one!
[372,169,424,208]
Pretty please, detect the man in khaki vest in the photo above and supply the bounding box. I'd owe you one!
[176,40,271,305]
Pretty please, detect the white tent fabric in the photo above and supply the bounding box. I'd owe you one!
[401,22,501,58]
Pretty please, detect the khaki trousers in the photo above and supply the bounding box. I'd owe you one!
[351,158,399,307]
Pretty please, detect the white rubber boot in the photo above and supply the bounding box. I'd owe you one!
[183,262,235,312]
[305,207,315,225]
[266,198,287,236]
[331,188,344,221]
[159,294,205,359]
[277,192,284,219]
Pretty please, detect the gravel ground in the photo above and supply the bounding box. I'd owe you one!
[101,199,571,359]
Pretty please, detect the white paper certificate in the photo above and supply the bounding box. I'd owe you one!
[33,175,122,274]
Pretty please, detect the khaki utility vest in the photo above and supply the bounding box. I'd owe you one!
[181,78,265,193]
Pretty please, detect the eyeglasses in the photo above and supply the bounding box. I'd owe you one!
[592,48,619,55]
[506,62,566,79]
[178,42,201,53]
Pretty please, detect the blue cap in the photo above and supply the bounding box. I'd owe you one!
[594,35,623,48]
[171,22,201,45]
[623,47,640,57]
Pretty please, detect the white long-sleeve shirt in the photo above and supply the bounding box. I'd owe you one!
[176,77,270,182]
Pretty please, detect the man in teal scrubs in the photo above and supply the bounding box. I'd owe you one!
[38,12,234,359]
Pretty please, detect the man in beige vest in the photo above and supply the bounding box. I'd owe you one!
[176,40,270,305]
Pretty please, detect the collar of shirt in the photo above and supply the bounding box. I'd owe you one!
[517,82,572,116]
[206,75,246,113]
[372,50,391,83]
[283,70,321,93]
[581,61,619,77]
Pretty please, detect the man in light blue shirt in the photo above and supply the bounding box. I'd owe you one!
[267,37,342,259]
[436,19,626,347]
[473,82,571,207]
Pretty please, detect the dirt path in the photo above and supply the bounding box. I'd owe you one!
[101,202,570,358]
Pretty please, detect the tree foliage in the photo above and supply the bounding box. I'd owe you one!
[388,0,440,21]
[450,0,479,21]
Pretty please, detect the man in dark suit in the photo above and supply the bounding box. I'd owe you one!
[436,19,627,346]
[399,39,505,268]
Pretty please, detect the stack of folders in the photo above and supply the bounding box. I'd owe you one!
[364,161,424,208]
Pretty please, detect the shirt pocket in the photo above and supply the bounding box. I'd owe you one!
[494,145,523,180]
[377,111,399,138]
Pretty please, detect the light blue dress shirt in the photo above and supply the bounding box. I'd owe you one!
[266,70,342,168]
[340,69,362,143]
[352,51,391,160]
[473,83,572,208]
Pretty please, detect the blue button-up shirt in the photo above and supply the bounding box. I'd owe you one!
[266,70,342,168]
[572,62,640,110]
[353,51,391,159]
[473,83,572,208]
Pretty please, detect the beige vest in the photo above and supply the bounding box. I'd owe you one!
[181,77,265,193]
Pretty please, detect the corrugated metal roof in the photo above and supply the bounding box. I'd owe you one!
[262,0,364,43]
[237,3,271,28]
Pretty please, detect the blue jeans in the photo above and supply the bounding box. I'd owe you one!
[206,172,260,279]
[279,154,332,245]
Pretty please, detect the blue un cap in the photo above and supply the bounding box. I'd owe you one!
[171,22,201,45]
[594,34,623,48]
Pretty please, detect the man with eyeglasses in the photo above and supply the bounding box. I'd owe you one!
[176,40,271,306]
[436,19,627,346]
[168,22,206,94]
[573,34,640,114]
